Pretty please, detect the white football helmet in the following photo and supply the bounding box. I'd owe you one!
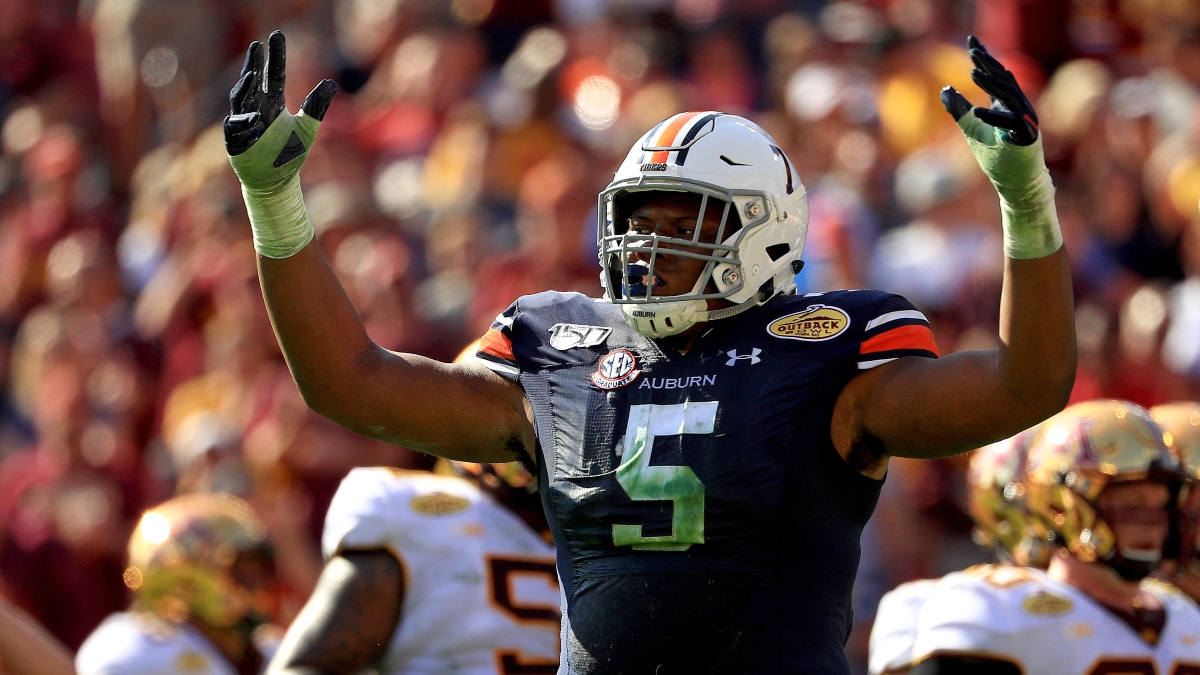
[598,112,809,338]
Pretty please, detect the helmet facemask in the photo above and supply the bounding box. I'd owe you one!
[1025,401,1188,580]
[599,179,775,338]
[598,112,809,340]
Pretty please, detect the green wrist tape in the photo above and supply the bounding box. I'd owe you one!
[242,176,314,259]
[958,112,1063,260]
[229,110,322,259]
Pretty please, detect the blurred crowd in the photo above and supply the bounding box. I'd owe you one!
[0,0,1198,672]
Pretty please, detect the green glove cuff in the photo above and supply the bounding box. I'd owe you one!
[958,112,1063,260]
[229,110,321,259]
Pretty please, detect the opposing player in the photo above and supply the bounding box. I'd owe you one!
[227,31,1075,672]
[1151,402,1200,601]
[76,494,280,675]
[266,344,560,675]
[868,427,1047,675]
[904,400,1200,674]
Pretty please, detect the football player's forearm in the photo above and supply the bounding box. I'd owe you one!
[259,249,533,462]
[994,247,1076,420]
[0,601,75,675]
[257,244,376,419]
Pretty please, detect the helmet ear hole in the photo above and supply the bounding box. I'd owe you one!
[765,243,790,261]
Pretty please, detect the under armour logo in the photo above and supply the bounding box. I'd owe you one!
[725,348,761,366]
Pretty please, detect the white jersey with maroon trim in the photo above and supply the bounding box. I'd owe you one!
[869,578,938,675]
[322,468,560,675]
[76,611,276,675]
[909,564,1200,675]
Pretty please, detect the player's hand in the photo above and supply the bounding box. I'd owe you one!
[940,36,1060,259]
[941,35,1038,146]
[225,31,338,192]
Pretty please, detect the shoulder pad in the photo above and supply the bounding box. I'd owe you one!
[321,468,482,559]
[76,613,221,675]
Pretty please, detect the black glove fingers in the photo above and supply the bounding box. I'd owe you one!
[971,70,1022,111]
[940,86,973,121]
[266,31,286,96]
[974,108,1037,146]
[230,71,257,115]
[223,112,263,156]
[300,80,339,121]
[972,107,1020,131]
[240,41,263,81]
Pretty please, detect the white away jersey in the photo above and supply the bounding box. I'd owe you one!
[76,611,275,675]
[869,578,938,675]
[322,468,560,675]
[909,565,1200,675]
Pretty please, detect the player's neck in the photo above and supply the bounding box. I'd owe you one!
[1048,551,1142,611]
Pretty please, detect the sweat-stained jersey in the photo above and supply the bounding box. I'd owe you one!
[76,612,277,675]
[321,468,560,675]
[909,565,1200,675]
[869,578,938,675]
[476,290,939,674]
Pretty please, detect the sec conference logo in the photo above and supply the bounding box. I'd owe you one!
[591,350,641,389]
[767,305,850,341]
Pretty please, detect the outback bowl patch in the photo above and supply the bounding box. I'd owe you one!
[410,493,470,515]
[767,305,850,341]
[591,349,641,389]
[1021,591,1073,616]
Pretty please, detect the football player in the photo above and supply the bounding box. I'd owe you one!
[226,31,1076,673]
[1151,402,1200,602]
[76,494,280,675]
[904,400,1200,675]
[868,427,1047,675]
[266,343,560,674]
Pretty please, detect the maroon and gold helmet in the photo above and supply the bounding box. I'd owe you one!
[967,426,1051,567]
[1152,402,1200,562]
[1024,400,1183,570]
[124,493,273,628]
[1153,402,1200,478]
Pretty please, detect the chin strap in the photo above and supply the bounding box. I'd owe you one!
[1108,547,1161,581]
[692,294,761,322]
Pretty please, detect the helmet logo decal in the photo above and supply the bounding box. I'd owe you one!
[591,350,641,389]
[767,305,850,341]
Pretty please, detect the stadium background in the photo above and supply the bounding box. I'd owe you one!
[0,0,1197,672]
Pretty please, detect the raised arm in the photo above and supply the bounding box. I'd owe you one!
[833,37,1076,478]
[225,32,533,463]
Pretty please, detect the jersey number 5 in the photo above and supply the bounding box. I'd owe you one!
[613,402,717,551]
[487,557,559,674]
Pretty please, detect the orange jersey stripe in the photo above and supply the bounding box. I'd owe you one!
[479,328,515,362]
[860,324,939,356]
[650,112,701,163]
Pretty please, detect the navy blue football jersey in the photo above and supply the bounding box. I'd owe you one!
[477,290,938,675]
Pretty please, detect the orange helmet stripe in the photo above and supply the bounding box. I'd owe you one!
[649,112,702,163]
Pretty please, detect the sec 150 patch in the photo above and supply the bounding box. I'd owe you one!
[767,304,850,341]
